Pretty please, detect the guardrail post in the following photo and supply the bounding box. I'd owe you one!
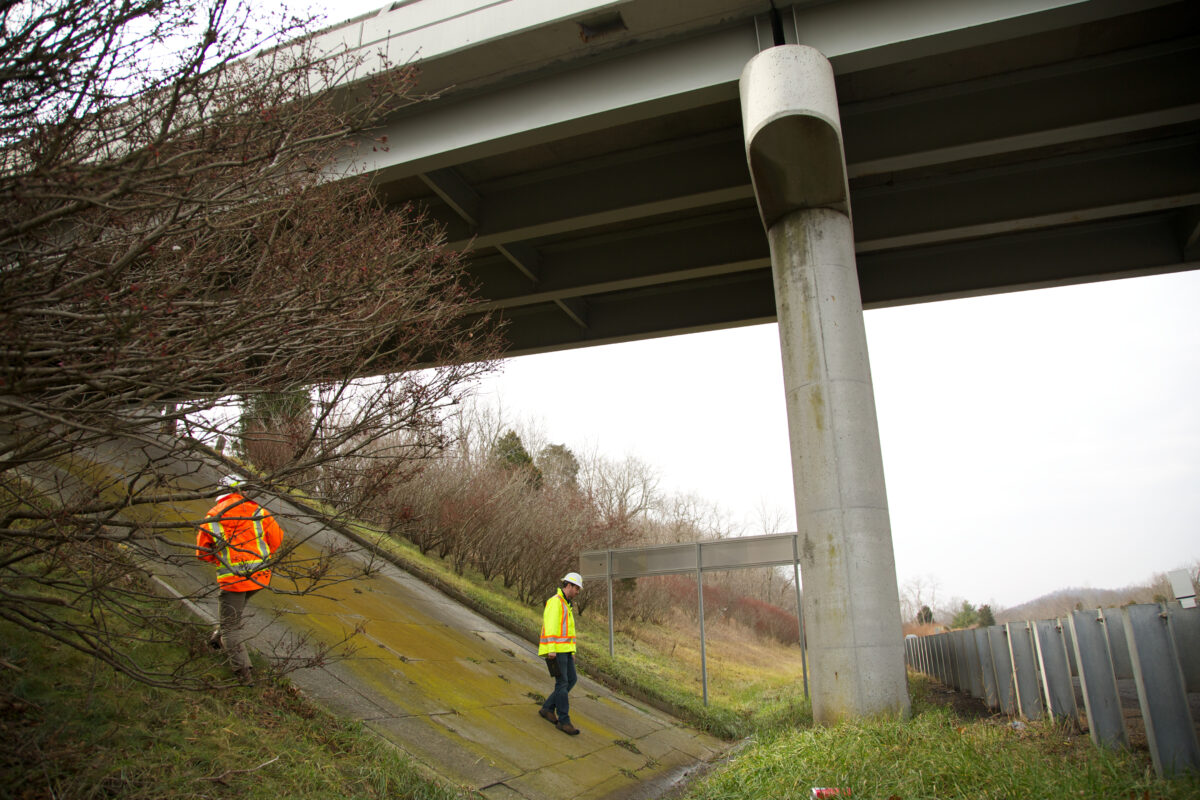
[696,543,708,707]
[606,550,615,658]
[792,535,808,698]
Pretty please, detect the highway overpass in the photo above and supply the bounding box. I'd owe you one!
[319,0,1199,354]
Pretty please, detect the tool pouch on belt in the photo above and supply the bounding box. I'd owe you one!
[546,656,560,678]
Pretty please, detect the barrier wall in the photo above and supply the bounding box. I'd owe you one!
[905,603,1200,778]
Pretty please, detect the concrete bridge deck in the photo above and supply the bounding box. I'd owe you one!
[317,0,1200,356]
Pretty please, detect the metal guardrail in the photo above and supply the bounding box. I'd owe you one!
[905,603,1200,777]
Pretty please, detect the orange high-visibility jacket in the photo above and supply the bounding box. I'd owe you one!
[196,493,284,592]
[538,588,576,656]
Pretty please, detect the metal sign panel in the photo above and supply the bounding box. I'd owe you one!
[701,533,797,571]
[1168,569,1197,608]
[610,542,697,578]
[582,533,800,580]
[579,551,609,580]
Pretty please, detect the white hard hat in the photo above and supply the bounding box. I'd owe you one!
[562,572,583,588]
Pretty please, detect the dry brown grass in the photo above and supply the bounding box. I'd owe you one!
[614,606,807,701]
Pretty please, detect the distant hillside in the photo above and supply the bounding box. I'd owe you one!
[996,584,1163,623]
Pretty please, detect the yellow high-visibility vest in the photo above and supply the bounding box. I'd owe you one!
[538,588,576,656]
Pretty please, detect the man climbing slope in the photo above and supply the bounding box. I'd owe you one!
[196,475,284,684]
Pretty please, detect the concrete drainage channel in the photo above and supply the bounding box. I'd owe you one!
[151,484,729,799]
[48,440,730,800]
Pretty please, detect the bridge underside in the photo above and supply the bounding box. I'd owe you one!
[358,1,1199,356]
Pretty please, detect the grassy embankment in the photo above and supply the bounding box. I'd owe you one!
[0,589,468,799]
[679,673,1200,800]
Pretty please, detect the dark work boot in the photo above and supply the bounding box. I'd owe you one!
[556,721,580,736]
[539,708,558,725]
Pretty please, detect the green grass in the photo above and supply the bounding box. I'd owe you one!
[677,673,1200,800]
[0,591,473,800]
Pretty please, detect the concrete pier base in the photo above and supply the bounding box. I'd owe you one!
[741,44,909,723]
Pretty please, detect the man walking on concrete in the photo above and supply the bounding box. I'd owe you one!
[539,572,582,735]
[196,475,284,684]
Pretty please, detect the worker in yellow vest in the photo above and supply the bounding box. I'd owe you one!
[538,572,582,735]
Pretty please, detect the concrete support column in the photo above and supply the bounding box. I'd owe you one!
[741,45,909,723]
[770,206,909,722]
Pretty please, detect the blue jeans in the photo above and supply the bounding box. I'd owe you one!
[542,652,577,725]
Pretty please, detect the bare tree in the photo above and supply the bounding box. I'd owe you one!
[900,574,942,624]
[0,0,500,688]
[579,452,660,531]
[754,499,789,537]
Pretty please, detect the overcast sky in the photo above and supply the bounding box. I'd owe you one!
[474,270,1200,610]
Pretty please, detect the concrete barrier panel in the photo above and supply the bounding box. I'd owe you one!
[988,625,1016,716]
[975,628,999,709]
[1103,607,1134,679]
[1123,604,1200,777]
[1068,609,1127,749]
[1007,621,1044,721]
[1033,619,1079,723]
[1165,604,1200,692]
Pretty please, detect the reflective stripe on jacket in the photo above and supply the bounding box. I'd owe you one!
[195,493,283,592]
[538,588,576,656]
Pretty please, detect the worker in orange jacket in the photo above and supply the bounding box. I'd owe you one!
[196,474,284,684]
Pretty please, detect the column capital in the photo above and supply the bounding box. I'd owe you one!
[740,45,850,229]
